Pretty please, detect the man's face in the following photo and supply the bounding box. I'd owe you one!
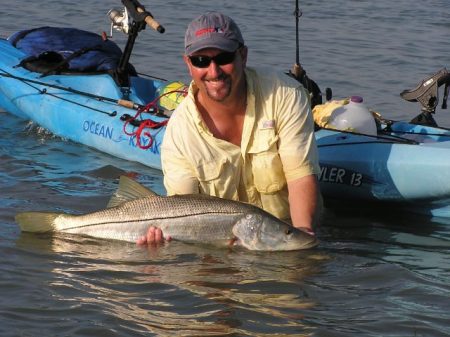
[184,46,247,103]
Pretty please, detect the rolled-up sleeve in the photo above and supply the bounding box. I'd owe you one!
[276,84,320,182]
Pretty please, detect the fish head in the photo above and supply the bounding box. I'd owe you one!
[232,213,318,251]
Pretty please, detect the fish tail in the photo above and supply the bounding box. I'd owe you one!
[15,211,61,233]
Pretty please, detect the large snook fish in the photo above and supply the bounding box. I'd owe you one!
[15,176,318,251]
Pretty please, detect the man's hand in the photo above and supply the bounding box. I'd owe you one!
[136,226,171,245]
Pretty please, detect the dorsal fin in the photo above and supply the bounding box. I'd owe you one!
[107,175,158,208]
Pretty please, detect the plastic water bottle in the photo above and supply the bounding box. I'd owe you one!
[328,96,377,135]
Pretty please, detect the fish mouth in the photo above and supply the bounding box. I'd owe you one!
[228,236,319,251]
[297,233,319,247]
[281,235,319,251]
[301,238,319,249]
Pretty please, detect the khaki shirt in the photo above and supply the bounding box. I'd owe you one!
[161,67,319,220]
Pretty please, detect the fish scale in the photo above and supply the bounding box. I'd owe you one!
[55,194,257,243]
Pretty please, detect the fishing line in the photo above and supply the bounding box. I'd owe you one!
[317,140,415,149]
[0,68,144,111]
[317,130,450,148]
[42,90,118,116]
[318,127,420,145]
[0,68,117,116]
[136,72,167,82]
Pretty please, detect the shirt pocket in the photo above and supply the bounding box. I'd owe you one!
[248,132,286,194]
[195,159,229,197]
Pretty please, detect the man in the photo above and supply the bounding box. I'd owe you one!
[137,11,321,245]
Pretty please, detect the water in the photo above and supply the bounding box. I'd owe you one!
[1,0,450,336]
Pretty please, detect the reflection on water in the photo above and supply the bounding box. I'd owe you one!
[11,222,449,337]
[321,208,450,279]
[13,234,327,336]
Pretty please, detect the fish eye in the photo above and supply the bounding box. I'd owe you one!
[285,228,292,235]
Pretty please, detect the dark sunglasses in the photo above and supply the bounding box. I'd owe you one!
[189,50,238,68]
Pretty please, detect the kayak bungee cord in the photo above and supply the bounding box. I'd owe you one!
[0,68,144,112]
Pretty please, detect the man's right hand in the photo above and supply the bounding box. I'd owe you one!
[136,226,171,245]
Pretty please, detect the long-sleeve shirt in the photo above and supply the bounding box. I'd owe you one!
[161,66,319,221]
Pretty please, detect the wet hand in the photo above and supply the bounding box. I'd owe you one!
[136,226,171,245]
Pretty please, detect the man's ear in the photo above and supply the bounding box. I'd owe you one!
[240,46,248,67]
[183,54,193,76]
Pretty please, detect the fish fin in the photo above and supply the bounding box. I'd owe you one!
[15,211,60,233]
[107,175,158,208]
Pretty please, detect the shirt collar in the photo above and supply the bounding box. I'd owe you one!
[184,69,257,147]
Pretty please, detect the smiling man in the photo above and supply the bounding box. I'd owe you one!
[138,12,321,245]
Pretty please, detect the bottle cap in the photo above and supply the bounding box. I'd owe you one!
[350,96,363,103]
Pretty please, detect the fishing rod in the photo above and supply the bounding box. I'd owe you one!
[291,0,304,80]
[289,0,331,107]
[0,68,145,110]
[112,0,165,87]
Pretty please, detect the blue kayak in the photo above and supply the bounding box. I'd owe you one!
[0,32,167,171]
[2,27,450,218]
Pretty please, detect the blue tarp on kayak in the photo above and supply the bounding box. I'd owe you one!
[8,27,124,73]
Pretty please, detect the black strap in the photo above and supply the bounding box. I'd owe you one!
[39,44,106,77]
[442,82,449,109]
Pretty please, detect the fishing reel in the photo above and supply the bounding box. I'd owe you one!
[108,0,165,88]
[107,0,164,37]
[108,7,131,35]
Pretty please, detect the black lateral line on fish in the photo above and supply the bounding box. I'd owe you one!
[60,210,244,231]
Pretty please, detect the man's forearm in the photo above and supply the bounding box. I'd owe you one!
[287,175,321,233]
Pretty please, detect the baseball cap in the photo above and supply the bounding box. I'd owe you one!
[185,12,245,55]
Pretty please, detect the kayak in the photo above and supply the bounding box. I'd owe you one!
[316,125,450,217]
[0,32,167,171]
[1,24,450,218]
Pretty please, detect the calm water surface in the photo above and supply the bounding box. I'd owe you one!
[1,0,450,336]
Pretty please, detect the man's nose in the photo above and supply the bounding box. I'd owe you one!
[206,60,222,77]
